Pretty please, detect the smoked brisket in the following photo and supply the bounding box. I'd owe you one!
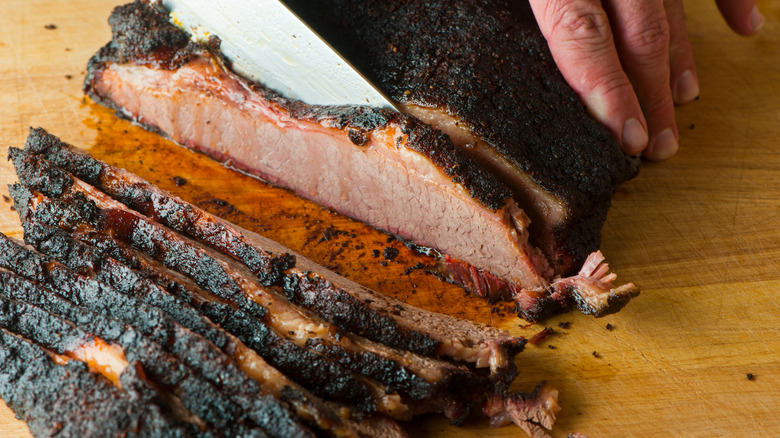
[84,0,639,321]
[3,128,563,437]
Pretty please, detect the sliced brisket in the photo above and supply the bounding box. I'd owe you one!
[84,1,638,321]
[0,328,201,438]
[4,128,563,436]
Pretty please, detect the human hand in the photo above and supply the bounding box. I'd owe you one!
[529,0,764,160]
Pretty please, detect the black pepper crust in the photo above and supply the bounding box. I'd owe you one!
[11,181,378,414]
[286,0,641,266]
[0,328,199,438]
[0,230,314,438]
[20,128,454,358]
[84,1,512,211]
[0,278,264,437]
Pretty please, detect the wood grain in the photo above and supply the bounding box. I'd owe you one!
[1,1,779,437]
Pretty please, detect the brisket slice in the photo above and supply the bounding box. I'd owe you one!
[20,127,525,374]
[84,0,638,321]
[10,148,510,422]
[3,128,564,436]
[0,237,314,438]
[0,328,201,438]
[0,234,394,438]
[0,278,268,437]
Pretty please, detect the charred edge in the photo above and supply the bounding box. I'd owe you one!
[22,127,293,285]
[72,229,431,413]
[283,273,441,356]
[14,181,378,414]
[0,328,198,438]
[570,285,638,318]
[306,338,433,401]
[92,208,380,412]
[9,146,74,197]
[0,271,255,435]
[0,235,311,438]
[87,0,513,212]
[86,0,198,82]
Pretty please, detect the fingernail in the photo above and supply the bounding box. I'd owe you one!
[621,118,648,154]
[645,128,678,161]
[750,6,764,33]
[673,70,699,104]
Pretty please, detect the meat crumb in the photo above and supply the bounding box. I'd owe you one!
[592,351,601,359]
[605,323,615,331]
[44,24,57,30]
[558,321,571,329]
[746,373,756,381]
[528,327,554,346]
[170,176,187,186]
[2,195,9,203]
[383,247,399,260]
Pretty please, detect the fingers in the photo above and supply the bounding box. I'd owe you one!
[605,0,677,160]
[529,0,649,156]
[715,0,763,35]
[664,0,699,105]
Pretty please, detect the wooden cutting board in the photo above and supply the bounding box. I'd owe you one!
[1,1,778,436]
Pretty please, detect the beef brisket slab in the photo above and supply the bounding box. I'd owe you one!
[3,128,564,437]
[84,0,638,321]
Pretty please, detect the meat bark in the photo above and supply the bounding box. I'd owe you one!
[84,0,638,320]
[18,126,526,372]
[284,0,639,276]
[6,128,562,436]
[9,143,525,422]
[0,328,203,438]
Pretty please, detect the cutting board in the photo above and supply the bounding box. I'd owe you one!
[1,1,778,436]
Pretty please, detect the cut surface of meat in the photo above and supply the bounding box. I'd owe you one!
[19,126,527,376]
[84,1,639,321]
[3,127,564,437]
[286,0,639,276]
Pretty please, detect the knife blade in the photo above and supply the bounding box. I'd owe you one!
[151,0,398,111]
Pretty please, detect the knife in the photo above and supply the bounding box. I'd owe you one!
[150,0,398,111]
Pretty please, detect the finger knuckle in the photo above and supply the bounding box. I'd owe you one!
[625,14,670,60]
[549,1,613,49]
[584,71,634,101]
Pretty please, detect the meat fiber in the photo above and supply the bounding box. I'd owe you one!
[3,128,563,437]
[84,0,639,321]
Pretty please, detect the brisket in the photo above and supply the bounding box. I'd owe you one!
[11,158,496,421]
[84,0,638,321]
[0,328,201,438]
[0,237,312,438]
[20,127,525,374]
[286,0,639,275]
[4,128,564,436]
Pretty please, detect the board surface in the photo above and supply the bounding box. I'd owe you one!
[1,1,779,436]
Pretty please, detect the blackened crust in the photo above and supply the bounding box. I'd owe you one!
[88,0,197,74]
[286,0,640,264]
[83,1,511,211]
[0,329,196,438]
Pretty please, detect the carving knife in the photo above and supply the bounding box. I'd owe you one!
[150,0,398,111]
